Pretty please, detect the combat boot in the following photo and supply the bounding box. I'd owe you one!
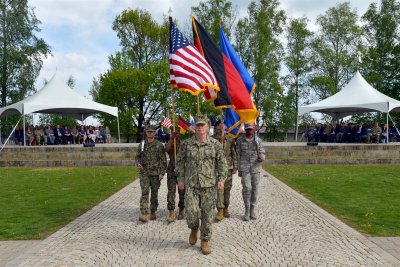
[201,240,211,255]
[215,208,224,222]
[138,213,148,223]
[250,205,257,220]
[243,205,250,221]
[167,210,176,223]
[177,208,184,220]
[189,228,199,245]
[223,207,231,218]
[150,211,157,220]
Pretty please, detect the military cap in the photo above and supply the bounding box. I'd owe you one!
[145,125,157,132]
[195,114,209,125]
[244,123,254,130]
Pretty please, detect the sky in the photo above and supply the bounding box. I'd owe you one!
[27,0,377,123]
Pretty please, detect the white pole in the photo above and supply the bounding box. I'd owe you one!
[117,115,121,143]
[23,114,26,146]
[386,112,389,144]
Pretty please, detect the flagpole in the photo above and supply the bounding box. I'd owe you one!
[219,109,225,149]
[171,91,177,163]
[197,95,200,115]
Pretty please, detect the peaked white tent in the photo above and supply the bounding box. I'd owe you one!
[299,71,400,118]
[0,73,120,146]
[298,71,400,142]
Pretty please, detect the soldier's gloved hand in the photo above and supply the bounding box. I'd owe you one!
[217,181,224,190]
[159,174,164,181]
[257,157,264,163]
[178,181,185,190]
[238,171,243,178]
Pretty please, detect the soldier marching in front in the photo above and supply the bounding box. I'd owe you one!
[236,123,265,221]
[176,114,227,255]
[212,120,237,222]
[137,125,167,223]
[165,131,185,223]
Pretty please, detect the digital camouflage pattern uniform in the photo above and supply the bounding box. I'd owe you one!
[213,131,237,210]
[137,139,167,214]
[167,140,185,211]
[236,134,264,218]
[176,136,227,241]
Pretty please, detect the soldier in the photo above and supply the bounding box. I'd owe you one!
[165,131,185,223]
[212,120,237,222]
[236,123,265,221]
[176,114,227,255]
[137,125,167,223]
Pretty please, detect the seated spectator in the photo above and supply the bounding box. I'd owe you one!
[45,125,55,145]
[79,126,87,144]
[321,123,332,142]
[87,126,96,143]
[94,126,103,143]
[104,126,111,144]
[71,126,79,144]
[13,125,23,145]
[367,122,382,144]
[359,124,368,143]
[389,123,400,142]
[63,126,72,144]
[34,125,47,145]
[26,125,35,146]
[54,125,64,145]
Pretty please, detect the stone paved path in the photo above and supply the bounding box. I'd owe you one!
[3,170,399,267]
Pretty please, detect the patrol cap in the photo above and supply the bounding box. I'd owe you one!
[195,114,209,125]
[244,123,254,130]
[145,125,157,132]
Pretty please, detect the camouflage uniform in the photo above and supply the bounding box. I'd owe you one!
[137,139,167,214]
[212,132,237,210]
[236,133,264,218]
[176,135,227,241]
[167,141,185,211]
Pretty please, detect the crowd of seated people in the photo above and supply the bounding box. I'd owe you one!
[302,122,400,144]
[10,125,112,146]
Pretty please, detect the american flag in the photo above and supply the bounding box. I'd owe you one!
[161,117,172,128]
[169,17,218,97]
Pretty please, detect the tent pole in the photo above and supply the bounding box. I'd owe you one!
[295,115,299,142]
[0,118,21,152]
[117,115,121,143]
[23,114,26,147]
[386,112,389,144]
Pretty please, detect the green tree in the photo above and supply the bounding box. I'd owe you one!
[284,17,313,136]
[0,0,50,107]
[191,0,237,41]
[235,0,286,129]
[91,9,169,142]
[310,2,362,100]
[361,0,400,101]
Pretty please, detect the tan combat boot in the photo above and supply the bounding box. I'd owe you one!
[138,213,148,223]
[167,210,176,223]
[223,207,231,218]
[177,208,184,220]
[189,228,199,245]
[201,240,211,255]
[150,211,157,220]
[215,208,224,222]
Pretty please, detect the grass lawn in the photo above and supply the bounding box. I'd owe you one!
[263,164,400,237]
[0,166,137,240]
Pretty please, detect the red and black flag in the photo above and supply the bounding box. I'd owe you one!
[192,17,257,123]
[178,115,191,134]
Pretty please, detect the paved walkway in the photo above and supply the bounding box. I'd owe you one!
[2,170,399,266]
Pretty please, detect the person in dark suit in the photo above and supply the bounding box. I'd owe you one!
[54,125,64,145]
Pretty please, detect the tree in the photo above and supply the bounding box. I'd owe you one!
[361,0,400,101]
[0,0,50,107]
[284,17,313,136]
[235,0,286,129]
[310,2,362,100]
[191,0,237,41]
[91,9,170,142]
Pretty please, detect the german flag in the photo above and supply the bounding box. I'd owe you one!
[178,115,191,134]
[192,17,258,124]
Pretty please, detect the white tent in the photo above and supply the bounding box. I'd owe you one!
[299,71,400,119]
[298,71,400,142]
[0,72,120,145]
